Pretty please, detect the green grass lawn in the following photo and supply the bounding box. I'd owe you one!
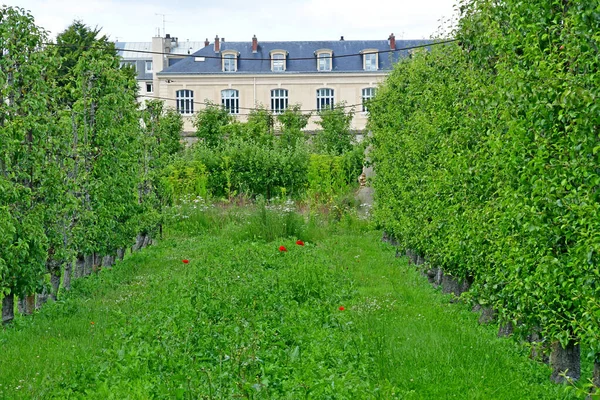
[0,206,579,399]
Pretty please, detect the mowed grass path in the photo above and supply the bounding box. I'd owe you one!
[0,211,575,399]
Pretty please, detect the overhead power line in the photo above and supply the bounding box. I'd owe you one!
[142,94,369,115]
[45,39,458,62]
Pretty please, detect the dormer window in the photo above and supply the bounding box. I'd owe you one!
[362,50,378,71]
[222,51,238,72]
[270,50,287,72]
[315,49,333,71]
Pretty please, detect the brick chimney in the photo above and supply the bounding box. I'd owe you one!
[388,33,396,50]
[214,35,220,53]
[204,38,209,47]
[252,35,258,53]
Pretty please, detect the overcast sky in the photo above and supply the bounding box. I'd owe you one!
[11,0,458,43]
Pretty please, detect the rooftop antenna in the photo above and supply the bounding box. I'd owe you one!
[155,13,172,37]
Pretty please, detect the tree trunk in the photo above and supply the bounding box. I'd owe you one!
[142,234,151,248]
[117,248,125,261]
[17,296,25,314]
[441,273,469,298]
[51,264,62,299]
[23,294,35,315]
[527,330,549,364]
[2,293,14,325]
[93,253,102,272]
[47,258,61,301]
[478,307,496,324]
[550,340,580,383]
[592,360,600,393]
[498,322,514,337]
[102,255,114,269]
[415,254,425,265]
[84,254,94,276]
[36,289,49,310]
[132,234,144,252]
[75,254,85,278]
[63,260,72,291]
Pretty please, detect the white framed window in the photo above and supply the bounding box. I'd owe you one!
[271,52,286,72]
[316,88,334,111]
[221,89,239,114]
[145,60,153,73]
[273,54,285,71]
[146,82,153,93]
[271,89,288,114]
[364,52,378,71]
[316,50,332,71]
[362,87,376,112]
[176,89,194,115]
[222,51,238,72]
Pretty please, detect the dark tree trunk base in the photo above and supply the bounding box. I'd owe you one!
[132,234,144,252]
[36,290,49,310]
[17,296,25,314]
[441,273,470,299]
[24,294,35,315]
[478,307,496,325]
[102,255,114,269]
[63,260,72,290]
[51,267,61,300]
[142,234,152,248]
[117,248,125,261]
[93,253,102,272]
[75,255,85,279]
[527,331,549,364]
[2,294,15,325]
[84,254,94,276]
[591,361,600,398]
[498,322,514,337]
[550,340,580,383]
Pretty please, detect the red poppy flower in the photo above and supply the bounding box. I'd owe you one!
[279,246,287,252]
[182,259,189,264]
[339,306,345,311]
[90,321,95,325]
[296,240,305,246]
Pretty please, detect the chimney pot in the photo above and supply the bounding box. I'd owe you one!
[165,33,171,39]
[204,38,209,47]
[388,33,396,50]
[252,34,258,53]
[214,35,220,53]
[340,36,344,41]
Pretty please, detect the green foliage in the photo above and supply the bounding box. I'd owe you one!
[370,0,600,360]
[307,154,347,202]
[244,105,275,145]
[277,104,310,148]
[193,102,231,148]
[161,160,208,202]
[55,20,118,106]
[0,6,57,296]
[187,140,310,199]
[315,102,355,155]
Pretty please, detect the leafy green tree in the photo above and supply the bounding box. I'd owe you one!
[68,46,142,275]
[277,104,310,148]
[55,20,117,106]
[137,100,183,244]
[193,102,231,148]
[244,106,275,146]
[314,103,355,155]
[0,6,58,321]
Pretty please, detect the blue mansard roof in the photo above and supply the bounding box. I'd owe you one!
[158,39,431,75]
